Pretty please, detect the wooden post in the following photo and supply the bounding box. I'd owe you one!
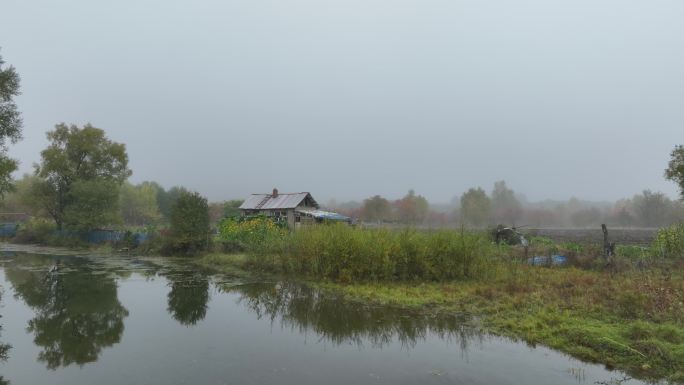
[602,224,615,258]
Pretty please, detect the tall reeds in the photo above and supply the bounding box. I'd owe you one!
[250,224,499,282]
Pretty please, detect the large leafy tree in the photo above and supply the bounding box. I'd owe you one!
[0,51,23,197]
[31,123,131,230]
[665,145,684,200]
[460,187,491,227]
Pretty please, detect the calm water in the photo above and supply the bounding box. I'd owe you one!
[0,245,645,385]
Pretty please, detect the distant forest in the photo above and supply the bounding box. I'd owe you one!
[326,182,684,228]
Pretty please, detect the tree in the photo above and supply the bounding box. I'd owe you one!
[168,191,210,254]
[362,195,392,222]
[460,187,491,227]
[63,179,122,231]
[30,123,131,230]
[119,182,162,226]
[0,51,23,197]
[394,190,429,224]
[633,190,671,227]
[665,145,684,200]
[157,185,187,222]
[223,199,244,218]
[491,181,522,224]
[0,173,43,217]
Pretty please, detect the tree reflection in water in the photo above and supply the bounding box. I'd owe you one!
[0,285,10,385]
[225,281,482,351]
[165,271,210,326]
[4,255,128,370]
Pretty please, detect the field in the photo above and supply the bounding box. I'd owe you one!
[525,228,657,245]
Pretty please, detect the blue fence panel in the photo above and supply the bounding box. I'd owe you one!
[0,223,18,237]
[85,230,124,243]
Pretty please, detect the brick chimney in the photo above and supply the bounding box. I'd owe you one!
[272,188,279,197]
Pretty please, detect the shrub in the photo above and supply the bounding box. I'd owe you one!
[165,191,210,255]
[13,218,56,244]
[653,223,684,259]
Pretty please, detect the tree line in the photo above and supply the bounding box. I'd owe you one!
[331,180,684,228]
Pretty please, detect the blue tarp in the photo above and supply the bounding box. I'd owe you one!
[527,255,567,266]
[0,223,18,237]
[295,209,351,222]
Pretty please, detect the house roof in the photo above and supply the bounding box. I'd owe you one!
[240,192,318,210]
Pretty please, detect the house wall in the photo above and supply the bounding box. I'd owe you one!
[287,210,295,229]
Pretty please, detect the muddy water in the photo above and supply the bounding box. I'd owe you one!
[0,246,645,385]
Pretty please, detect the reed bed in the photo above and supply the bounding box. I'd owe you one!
[248,224,500,282]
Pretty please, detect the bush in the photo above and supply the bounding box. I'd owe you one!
[653,223,684,259]
[164,191,210,255]
[13,218,56,244]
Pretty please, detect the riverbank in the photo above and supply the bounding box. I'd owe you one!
[197,252,684,383]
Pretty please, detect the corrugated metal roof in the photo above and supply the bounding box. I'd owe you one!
[240,192,314,210]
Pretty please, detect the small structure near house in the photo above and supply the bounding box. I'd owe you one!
[239,188,351,228]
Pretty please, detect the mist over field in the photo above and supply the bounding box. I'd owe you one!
[1,0,682,204]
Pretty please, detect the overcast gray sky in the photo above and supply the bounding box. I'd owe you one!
[1,0,682,203]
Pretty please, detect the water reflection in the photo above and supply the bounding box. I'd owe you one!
[226,281,482,350]
[3,255,128,369]
[166,272,210,326]
[0,286,10,385]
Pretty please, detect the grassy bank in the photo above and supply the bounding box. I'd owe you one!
[199,252,684,382]
[204,223,684,383]
[327,269,683,381]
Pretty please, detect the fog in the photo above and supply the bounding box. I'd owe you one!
[1,0,682,203]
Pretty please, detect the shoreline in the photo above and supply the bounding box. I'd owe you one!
[196,252,684,384]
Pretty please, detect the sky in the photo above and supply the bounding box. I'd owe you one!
[1,0,683,203]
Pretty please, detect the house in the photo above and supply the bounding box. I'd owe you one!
[239,188,351,228]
